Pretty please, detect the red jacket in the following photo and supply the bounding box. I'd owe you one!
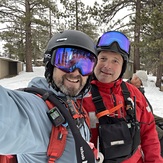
[82,79,163,163]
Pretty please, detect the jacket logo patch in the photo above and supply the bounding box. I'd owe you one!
[111,140,124,146]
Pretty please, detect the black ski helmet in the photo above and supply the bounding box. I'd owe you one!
[96,31,130,78]
[43,30,97,96]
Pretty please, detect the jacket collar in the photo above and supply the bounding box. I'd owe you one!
[91,78,123,93]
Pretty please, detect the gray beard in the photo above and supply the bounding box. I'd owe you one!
[54,74,84,97]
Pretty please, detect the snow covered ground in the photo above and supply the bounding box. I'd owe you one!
[0,66,163,117]
[145,75,163,117]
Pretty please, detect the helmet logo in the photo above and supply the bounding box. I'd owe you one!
[56,38,67,42]
[45,53,51,59]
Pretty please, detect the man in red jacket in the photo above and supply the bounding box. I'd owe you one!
[82,31,163,162]
[128,70,163,157]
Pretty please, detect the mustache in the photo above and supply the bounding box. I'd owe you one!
[64,73,82,80]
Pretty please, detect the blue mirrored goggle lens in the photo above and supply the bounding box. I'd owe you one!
[52,47,96,76]
[97,31,130,54]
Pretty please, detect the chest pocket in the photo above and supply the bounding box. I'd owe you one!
[99,117,133,162]
[91,83,140,163]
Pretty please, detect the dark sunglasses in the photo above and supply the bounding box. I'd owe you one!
[51,47,96,76]
[97,31,130,54]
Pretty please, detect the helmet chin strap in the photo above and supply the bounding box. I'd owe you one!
[51,80,61,92]
[119,59,127,78]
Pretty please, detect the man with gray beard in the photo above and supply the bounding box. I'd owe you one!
[0,30,98,163]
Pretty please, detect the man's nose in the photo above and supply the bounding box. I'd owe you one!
[70,69,81,75]
[103,61,111,69]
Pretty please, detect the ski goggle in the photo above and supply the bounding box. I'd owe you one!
[51,47,97,76]
[97,31,130,54]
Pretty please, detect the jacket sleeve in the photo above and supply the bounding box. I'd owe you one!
[137,92,163,162]
[0,86,52,154]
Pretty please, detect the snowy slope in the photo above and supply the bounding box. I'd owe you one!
[0,66,163,117]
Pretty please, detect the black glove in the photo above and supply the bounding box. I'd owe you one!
[159,137,163,157]
[157,122,163,130]
[139,87,145,94]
